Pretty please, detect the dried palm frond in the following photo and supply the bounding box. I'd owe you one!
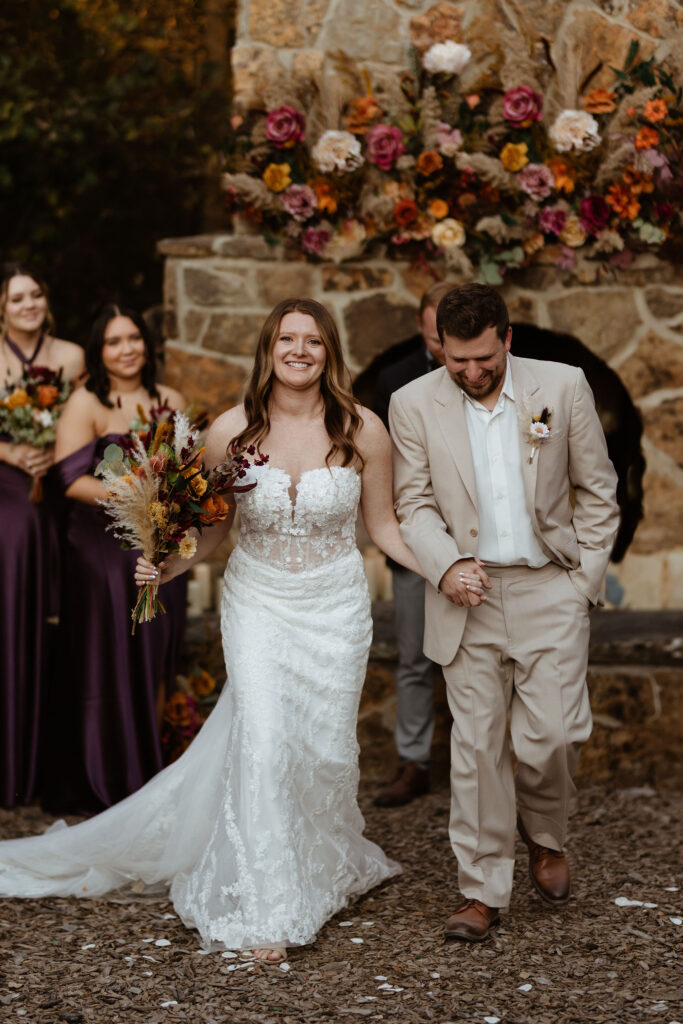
[454,151,516,189]
[475,215,525,243]
[420,85,443,148]
[444,246,475,277]
[221,173,281,213]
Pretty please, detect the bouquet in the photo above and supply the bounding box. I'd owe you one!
[95,405,267,632]
[0,364,72,500]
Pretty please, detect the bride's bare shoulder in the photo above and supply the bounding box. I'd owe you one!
[205,405,248,466]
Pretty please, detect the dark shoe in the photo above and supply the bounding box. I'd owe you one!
[373,763,429,807]
[517,815,571,906]
[444,899,500,942]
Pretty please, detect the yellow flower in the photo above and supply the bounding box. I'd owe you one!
[500,142,528,172]
[262,163,292,192]
[7,388,29,409]
[147,501,168,529]
[559,214,587,248]
[429,198,449,220]
[523,232,545,255]
[179,535,197,560]
[190,473,208,497]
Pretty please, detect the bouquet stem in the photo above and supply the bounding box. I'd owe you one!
[131,582,167,634]
[29,475,44,503]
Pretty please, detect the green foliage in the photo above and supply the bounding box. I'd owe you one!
[0,0,234,342]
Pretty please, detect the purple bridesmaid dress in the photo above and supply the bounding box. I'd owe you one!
[41,435,187,816]
[0,440,49,806]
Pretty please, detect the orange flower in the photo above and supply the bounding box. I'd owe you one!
[523,232,545,255]
[634,126,659,151]
[643,98,667,124]
[393,197,419,227]
[416,150,443,176]
[164,693,194,731]
[429,198,449,219]
[36,384,59,408]
[312,179,338,214]
[547,157,575,194]
[465,94,480,109]
[606,183,640,220]
[582,88,617,114]
[190,669,217,698]
[623,166,654,195]
[199,493,229,525]
[626,106,635,118]
[344,94,383,134]
[7,388,29,409]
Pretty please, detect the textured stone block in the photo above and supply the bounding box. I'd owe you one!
[547,289,640,362]
[617,330,683,400]
[322,264,394,293]
[162,344,247,419]
[213,235,278,260]
[249,0,305,47]
[631,471,683,555]
[318,0,403,62]
[184,266,252,307]
[182,310,208,346]
[157,236,217,257]
[643,287,683,322]
[231,44,287,110]
[642,396,683,469]
[255,263,317,307]
[624,0,683,38]
[410,2,465,52]
[202,312,266,356]
[344,294,419,367]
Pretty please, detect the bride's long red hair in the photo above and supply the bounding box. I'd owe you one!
[230,298,364,468]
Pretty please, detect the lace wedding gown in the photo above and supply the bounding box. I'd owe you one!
[0,464,400,950]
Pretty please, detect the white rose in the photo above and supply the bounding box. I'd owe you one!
[423,40,472,75]
[431,217,466,250]
[312,130,364,174]
[34,409,53,427]
[549,109,601,153]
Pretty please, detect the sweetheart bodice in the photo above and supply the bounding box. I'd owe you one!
[235,464,360,573]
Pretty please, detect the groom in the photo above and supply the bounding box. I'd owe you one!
[389,284,619,941]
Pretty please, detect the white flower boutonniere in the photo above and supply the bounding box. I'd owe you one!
[528,407,552,462]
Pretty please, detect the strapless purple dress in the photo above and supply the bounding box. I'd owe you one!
[41,436,187,816]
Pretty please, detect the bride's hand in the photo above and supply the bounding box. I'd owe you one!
[135,556,173,586]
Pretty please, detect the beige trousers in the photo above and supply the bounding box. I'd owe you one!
[442,562,592,909]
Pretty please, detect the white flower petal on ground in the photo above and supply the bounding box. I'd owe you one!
[350,937,364,943]
[143,971,153,976]
[155,939,172,946]
[374,975,387,981]
[670,917,682,925]
[431,972,441,979]
[80,943,96,950]
[161,1001,178,1008]
[142,937,155,942]
[338,921,354,926]
[361,921,374,926]
[195,950,210,955]
[221,950,238,958]
[162,913,176,919]
[615,896,644,907]
[142,955,159,962]
[518,983,533,991]
[279,962,291,972]
[643,902,658,908]
[357,997,378,1002]
[484,1017,501,1023]
[665,886,679,891]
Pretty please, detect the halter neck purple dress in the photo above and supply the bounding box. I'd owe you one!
[41,435,187,816]
[0,333,50,806]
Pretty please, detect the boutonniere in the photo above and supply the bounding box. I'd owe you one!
[527,407,552,463]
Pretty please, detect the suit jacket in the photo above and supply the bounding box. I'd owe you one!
[373,339,432,429]
[389,355,620,666]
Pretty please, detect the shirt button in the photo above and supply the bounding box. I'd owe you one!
[469,528,478,538]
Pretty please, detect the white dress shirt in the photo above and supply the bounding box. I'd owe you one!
[461,360,549,567]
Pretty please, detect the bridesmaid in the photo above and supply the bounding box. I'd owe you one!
[0,265,84,807]
[42,304,188,816]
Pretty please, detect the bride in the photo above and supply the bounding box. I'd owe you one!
[0,298,483,963]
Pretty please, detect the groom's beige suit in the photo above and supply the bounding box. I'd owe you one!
[389,354,619,908]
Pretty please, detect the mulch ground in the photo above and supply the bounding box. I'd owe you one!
[1,780,681,1024]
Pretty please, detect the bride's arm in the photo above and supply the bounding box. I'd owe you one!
[135,407,245,585]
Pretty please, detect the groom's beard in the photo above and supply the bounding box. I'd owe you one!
[450,361,506,400]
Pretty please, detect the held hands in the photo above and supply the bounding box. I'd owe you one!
[6,443,54,477]
[439,558,492,607]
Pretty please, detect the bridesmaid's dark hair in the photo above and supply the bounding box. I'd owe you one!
[231,297,364,469]
[85,304,160,408]
[0,263,56,336]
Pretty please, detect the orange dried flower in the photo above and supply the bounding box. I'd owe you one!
[312,180,338,214]
[606,183,641,220]
[429,198,449,219]
[393,197,419,227]
[623,166,654,195]
[582,88,617,114]
[547,157,576,194]
[199,493,229,525]
[523,232,545,255]
[465,94,480,109]
[36,384,59,408]
[344,94,383,135]
[416,150,443,176]
[634,126,659,151]
[626,106,635,118]
[643,98,667,124]
[7,388,29,409]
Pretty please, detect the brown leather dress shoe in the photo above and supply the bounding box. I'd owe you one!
[517,815,571,906]
[444,899,500,942]
[373,762,429,807]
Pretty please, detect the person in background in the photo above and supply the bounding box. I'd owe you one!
[0,264,84,807]
[41,304,186,816]
[372,281,453,807]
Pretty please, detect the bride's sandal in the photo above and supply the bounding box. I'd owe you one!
[253,945,288,964]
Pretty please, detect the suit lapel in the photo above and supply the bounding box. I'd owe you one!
[434,371,477,508]
[510,356,542,519]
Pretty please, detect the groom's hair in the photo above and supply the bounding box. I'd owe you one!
[436,283,509,344]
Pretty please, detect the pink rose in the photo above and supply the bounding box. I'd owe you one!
[578,195,611,236]
[301,226,331,256]
[502,85,543,127]
[265,105,305,148]
[518,163,554,201]
[538,207,567,236]
[281,184,316,222]
[365,124,406,170]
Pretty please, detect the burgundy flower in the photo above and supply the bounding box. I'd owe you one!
[655,201,674,221]
[538,206,567,236]
[265,105,305,149]
[578,195,611,236]
[365,123,406,170]
[502,85,543,127]
[280,184,316,222]
[301,226,331,256]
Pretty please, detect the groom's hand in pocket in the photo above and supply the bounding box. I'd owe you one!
[439,559,491,607]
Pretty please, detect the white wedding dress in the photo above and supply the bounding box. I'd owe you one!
[0,464,400,950]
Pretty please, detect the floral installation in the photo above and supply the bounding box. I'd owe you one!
[0,364,72,501]
[222,39,681,281]
[161,668,219,763]
[527,406,552,463]
[95,405,267,631]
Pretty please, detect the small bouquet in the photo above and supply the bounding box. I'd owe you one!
[95,405,267,632]
[0,364,72,500]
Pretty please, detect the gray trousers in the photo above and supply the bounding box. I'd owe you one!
[391,567,435,770]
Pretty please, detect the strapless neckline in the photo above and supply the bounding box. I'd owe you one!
[256,464,358,514]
